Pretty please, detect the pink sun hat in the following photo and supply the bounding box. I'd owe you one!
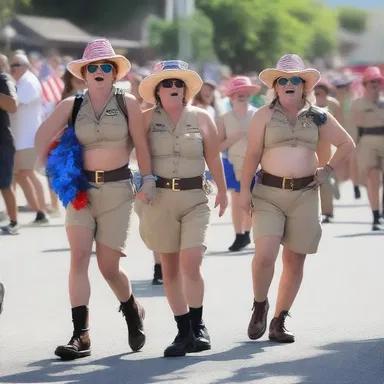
[259,54,320,93]
[67,38,131,81]
[362,66,384,84]
[226,76,260,97]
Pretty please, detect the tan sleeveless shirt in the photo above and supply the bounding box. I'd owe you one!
[222,106,257,178]
[148,106,205,179]
[264,102,322,151]
[352,96,384,129]
[75,87,129,150]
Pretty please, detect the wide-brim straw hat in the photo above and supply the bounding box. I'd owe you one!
[226,76,260,97]
[139,60,203,105]
[259,54,321,93]
[362,66,384,83]
[67,38,131,81]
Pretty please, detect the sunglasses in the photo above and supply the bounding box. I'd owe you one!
[160,79,185,88]
[10,63,23,68]
[87,63,114,74]
[277,77,303,86]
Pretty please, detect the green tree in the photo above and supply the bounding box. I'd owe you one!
[338,7,367,34]
[148,10,215,62]
[0,0,30,26]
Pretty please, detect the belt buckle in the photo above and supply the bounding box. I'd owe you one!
[171,178,181,191]
[95,170,104,185]
[282,177,294,190]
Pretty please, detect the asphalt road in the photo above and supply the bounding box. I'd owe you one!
[0,180,383,384]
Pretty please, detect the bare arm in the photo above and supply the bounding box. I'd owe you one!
[34,97,74,160]
[198,109,226,193]
[320,112,355,170]
[217,115,247,152]
[125,94,152,176]
[240,106,269,192]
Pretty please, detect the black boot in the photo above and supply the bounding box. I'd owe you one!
[54,306,91,360]
[152,263,163,285]
[242,231,251,248]
[164,313,195,357]
[372,210,383,231]
[119,295,146,351]
[189,306,211,352]
[229,233,246,252]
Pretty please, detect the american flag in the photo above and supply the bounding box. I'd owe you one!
[41,74,64,119]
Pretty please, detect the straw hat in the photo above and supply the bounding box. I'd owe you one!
[362,66,384,84]
[139,60,203,105]
[226,76,260,97]
[67,38,131,81]
[259,54,321,93]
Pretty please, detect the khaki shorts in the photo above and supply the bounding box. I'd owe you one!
[65,179,134,255]
[14,148,37,172]
[251,183,322,254]
[357,135,384,173]
[135,189,211,253]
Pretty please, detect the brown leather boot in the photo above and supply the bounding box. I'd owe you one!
[119,295,146,352]
[247,298,269,340]
[55,306,91,360]
[269,310,295,343]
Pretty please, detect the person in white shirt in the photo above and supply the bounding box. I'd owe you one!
[10,53,48,224]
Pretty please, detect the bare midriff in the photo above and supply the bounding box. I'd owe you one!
[261,146,318,178]
[83,147,131,171]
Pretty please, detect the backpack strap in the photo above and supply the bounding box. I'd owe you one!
[115,88,129,123]
[70,93,84,125]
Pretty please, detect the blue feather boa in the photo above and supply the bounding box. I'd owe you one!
[46,124,91,208]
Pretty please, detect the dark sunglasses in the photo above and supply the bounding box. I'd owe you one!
[367,79,381,85]
[87,63,113,74]
[277,77,303,86]
[160,79,185,88]
[10,63,23,68]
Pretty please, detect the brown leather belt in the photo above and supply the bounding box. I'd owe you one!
[260,172,314,191]
[155,176,203,191]
[85,165,132,184]
[358,126,384,137]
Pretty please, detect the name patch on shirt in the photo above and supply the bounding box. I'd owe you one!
[106,109,119,116]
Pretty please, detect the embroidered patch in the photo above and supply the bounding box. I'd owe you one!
[106,109,119,116]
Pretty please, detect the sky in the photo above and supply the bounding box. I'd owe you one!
[326,0,381,8]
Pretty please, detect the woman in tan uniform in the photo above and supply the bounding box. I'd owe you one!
[35,39,154,360]
[240,55,354,343]
[217,76,258,251]
[350,67,384,231]
[314,78,343,223]
[137,60,228,357]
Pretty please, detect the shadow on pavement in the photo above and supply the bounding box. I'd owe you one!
[42,248,96,255]
[212,338,384,384]
[131,279,165,298]
[336,232,384,238]
[205,248,255,257]
[1,339,383,384]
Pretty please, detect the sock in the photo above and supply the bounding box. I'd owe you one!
[174,312,191,337]
[373,210,380,222]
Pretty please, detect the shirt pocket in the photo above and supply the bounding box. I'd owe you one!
[178,132,204,157]
[149,131,173,156]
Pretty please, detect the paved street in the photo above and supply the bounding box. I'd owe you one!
[0,180,384,384]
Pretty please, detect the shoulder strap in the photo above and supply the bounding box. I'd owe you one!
[115,88,129,124]
[70,93,84,125]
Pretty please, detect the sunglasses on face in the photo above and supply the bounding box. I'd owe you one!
[10,63,23,68]
[87,63,113,74]
[277,77,303,86]
[368,79,381,85]
[160,79,185,88]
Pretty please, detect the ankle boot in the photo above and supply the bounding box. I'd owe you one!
[229,234,246,252]
[269,310,295,343]
[54,306,91,360]
[152,263,163,285]
[119,295,146,351]
[164,313,196,357]
[248,298,269,340]
[189,306,211,352]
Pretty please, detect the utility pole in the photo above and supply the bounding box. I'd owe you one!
[176,0,195,62]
